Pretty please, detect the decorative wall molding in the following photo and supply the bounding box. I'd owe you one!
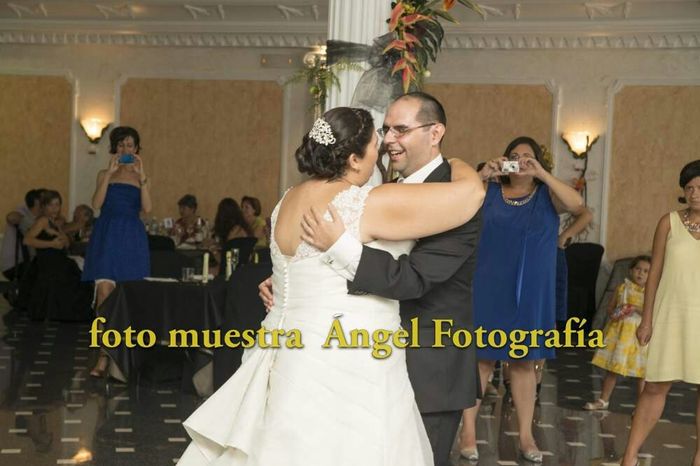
[584,2,632,20]
[443,32,700,49]
[1,18,698,49]
[2,28,698,49]
[0,30,325,47]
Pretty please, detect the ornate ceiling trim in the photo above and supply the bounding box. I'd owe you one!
[0,18,698,49]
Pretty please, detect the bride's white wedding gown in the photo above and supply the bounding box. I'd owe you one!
[177,185,433,466]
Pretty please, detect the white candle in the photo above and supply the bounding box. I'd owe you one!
[202,252,209,283]
[225,250,232,280]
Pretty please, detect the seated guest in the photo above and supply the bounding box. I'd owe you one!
[63,204,95,243]
[173,194,206,244]
[1,188,44,279]
[241,195,268,248]
[210,198,252,271]
[21,190,92,321]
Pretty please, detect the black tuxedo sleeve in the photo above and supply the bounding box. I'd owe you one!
[348,218,479,300]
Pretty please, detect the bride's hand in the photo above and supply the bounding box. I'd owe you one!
[301,204,345,252]
[258,277,273,311]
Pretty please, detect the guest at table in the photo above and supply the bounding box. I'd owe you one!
[82,126,151,378]
[22,190,92,321]
[209,198,252,271]
[1,188,45,279]
[214,198,252,244]
[241,195,268,249]
[173,194,207,245]
[63,204,95,243]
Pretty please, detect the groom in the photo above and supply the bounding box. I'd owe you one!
[302,92,482,466]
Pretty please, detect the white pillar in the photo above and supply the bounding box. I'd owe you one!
[327,0,391,185]
[326,0,390,110]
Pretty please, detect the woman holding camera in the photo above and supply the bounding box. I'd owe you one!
[458,136,586,463]
[82,126,152,377]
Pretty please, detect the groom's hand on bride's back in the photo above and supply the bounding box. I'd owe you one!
[258,277,273,312]
[301,204,345,252]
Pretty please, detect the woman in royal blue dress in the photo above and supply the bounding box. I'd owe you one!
[82,126,152,377]
[458,136,587,463]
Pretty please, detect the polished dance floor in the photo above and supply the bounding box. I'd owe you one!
[0,295,696,466]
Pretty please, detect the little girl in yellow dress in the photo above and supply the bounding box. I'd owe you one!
[584,255,651,410]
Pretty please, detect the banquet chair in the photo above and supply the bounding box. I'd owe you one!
[220,237,257,272]
[565,242,604,331]
[148,235,175,251]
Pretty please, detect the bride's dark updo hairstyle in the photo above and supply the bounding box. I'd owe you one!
[295,107,374,180]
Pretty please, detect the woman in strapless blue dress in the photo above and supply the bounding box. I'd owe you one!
[82,126,152,377]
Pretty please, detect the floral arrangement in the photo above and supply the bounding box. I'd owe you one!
[385,0,483,92]
[285,55,363,118]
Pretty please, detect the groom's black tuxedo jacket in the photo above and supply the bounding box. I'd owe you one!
[348,159,482,413]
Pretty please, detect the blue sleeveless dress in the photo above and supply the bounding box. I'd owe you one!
[474,182,558,360]
[82,183,149,282]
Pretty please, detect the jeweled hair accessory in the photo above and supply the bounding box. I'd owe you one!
[309,118,336,146]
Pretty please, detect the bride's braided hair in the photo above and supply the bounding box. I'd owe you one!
[295,107,374,180]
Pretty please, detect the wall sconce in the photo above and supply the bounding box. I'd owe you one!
[561,132,599,205]
[80,118,110,154]
[561,132,598,159]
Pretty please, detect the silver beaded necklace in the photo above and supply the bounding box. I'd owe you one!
[681,209,700,233]
[501,184,538,207]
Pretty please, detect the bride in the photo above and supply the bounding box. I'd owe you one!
[177,107,484,466]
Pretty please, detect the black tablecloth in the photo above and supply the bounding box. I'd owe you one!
[101,278,227,392]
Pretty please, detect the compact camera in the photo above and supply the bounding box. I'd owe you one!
[118,153,135,164]
[501,160,520,174]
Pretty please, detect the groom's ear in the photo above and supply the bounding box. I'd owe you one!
[431,123,446,146]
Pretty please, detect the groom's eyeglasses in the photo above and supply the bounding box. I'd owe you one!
[377,123,436,139]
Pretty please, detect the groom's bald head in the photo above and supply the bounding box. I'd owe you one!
[394,92,447,128]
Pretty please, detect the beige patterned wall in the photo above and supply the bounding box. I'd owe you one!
[119,78,283,222]
[0,75,72,219]
[424,83,553,166]
[607,85,700,260]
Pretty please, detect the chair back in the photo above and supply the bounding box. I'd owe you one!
[565,242,604,329]
[149,251,199,279]
[221,237,257,269]
[254,247,271,264]
[148,235,175,251]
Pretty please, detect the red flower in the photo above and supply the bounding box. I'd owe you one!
[402,66,416,93]
[402,13,432,26]
[443,0,457,10]
[389,2,404,31]
[403,31,420,44]
[383,39,408,54]
[392,58,407,74]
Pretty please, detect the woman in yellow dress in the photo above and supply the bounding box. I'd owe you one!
[621,160,700,466]
[584,256,650,410]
